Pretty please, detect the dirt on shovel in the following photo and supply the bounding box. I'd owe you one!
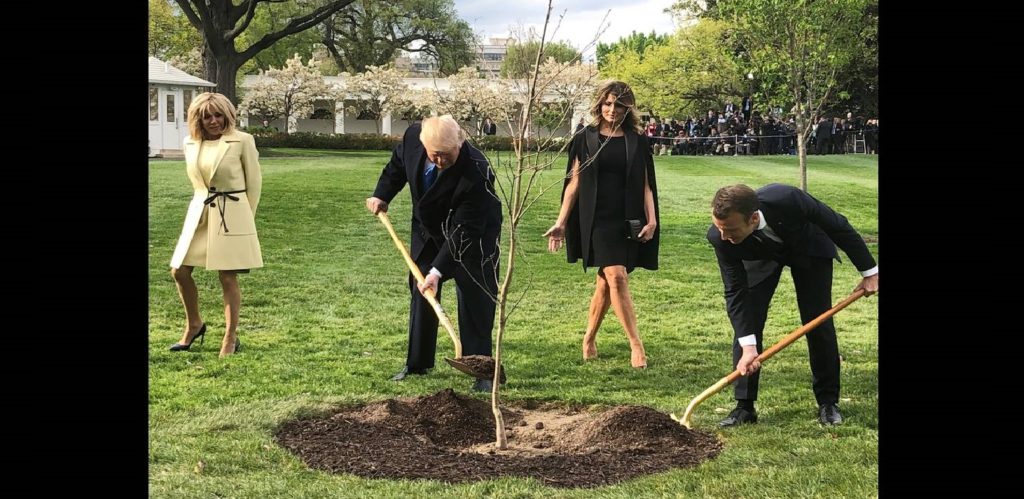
[446,355,507,383]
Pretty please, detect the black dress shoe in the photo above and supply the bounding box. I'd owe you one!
[169,324,206,351]
[819,403,843,425]
[471,378,493,392]
[391,366,429,381]
[719,406,758,427]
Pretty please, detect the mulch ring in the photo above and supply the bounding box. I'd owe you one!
[275,389,723,488]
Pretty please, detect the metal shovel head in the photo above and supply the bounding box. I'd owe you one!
[445,355,507,383]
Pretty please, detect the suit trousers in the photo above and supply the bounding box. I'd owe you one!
[732,256,841,406]
[405,240,498,369]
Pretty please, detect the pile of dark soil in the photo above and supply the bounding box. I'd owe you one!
[276,389,722,488]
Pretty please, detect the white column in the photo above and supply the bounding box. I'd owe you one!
[287,115,297,134]
[382,111,393,135]
[334,100,345,134]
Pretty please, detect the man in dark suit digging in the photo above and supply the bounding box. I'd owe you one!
[707,184,878,426]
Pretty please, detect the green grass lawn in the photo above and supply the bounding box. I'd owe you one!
[149,151,879,497]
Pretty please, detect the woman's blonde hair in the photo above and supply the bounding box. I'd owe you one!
[588,80,642,134]
[187,92,237,140]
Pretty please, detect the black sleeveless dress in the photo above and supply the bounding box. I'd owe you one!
[586,134,634,268]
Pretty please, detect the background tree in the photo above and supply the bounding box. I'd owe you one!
[167,48,206,78]
[716,0,868,191]
[595,30,668,72]
[601,20,743,119]
[667,0,720,19]
[236,1,323,74]
[392,88,439,126]
[320,0,476,75]
[518,58,597,135]
[174,0,356,102]
[825,0,878,118]
[438,66,512,136]
[340,65,409,134]
[150,0,202,60]
[239,54,338,134]
[666,0,874,189]
[500,40,580,78]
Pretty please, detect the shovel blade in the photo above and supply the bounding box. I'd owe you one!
[445,355,507,383]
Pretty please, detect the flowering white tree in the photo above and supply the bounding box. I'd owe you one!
[168,48,204,79]
[392,88,439,126]
[340,65,409,134]
[438,66,513,136]
[499,56,598,138]
[239,54,337,134]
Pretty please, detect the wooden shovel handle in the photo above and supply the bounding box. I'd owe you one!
[376,211,462,358]
[753,287,866,366]
[677,288,868,428]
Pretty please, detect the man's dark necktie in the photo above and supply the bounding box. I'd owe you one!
[749,229,783,254]
[744,230,783,287]
[423,163,437,191]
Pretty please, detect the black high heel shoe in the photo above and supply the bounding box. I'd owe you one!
[219,337,242,357]
[169,324,206,351]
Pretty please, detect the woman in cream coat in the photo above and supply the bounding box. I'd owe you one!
[168,92,262,357]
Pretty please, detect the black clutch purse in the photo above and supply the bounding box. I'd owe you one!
[625,219,644,241]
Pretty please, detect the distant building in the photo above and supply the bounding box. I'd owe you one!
[393,37,513,77]
[476,37,512,76]
[148,57,214,157]
[394,55,439,77]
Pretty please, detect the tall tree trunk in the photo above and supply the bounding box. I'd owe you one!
[178,0,357,105]
[202,46,218,88]
[212,56,242,103]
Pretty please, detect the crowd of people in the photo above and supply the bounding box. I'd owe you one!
[641,102,879,157]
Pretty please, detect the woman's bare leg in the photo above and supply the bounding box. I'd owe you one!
[171,265,205,344]
[583,272,612,359]
[218,271,241,357]
[602,265,647,368]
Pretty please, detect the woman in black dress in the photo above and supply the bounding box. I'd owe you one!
[544,80,660,368]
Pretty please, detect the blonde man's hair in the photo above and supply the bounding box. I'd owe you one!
[419,115,465,150]
[187,92,237,140]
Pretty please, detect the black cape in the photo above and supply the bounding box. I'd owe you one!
[561,125,660,271]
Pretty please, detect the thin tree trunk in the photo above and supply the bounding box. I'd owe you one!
[798,129,808,191]
[491,231,513,450]
[492,177,524,450]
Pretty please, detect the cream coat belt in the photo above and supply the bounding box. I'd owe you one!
[203,186,246,233]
